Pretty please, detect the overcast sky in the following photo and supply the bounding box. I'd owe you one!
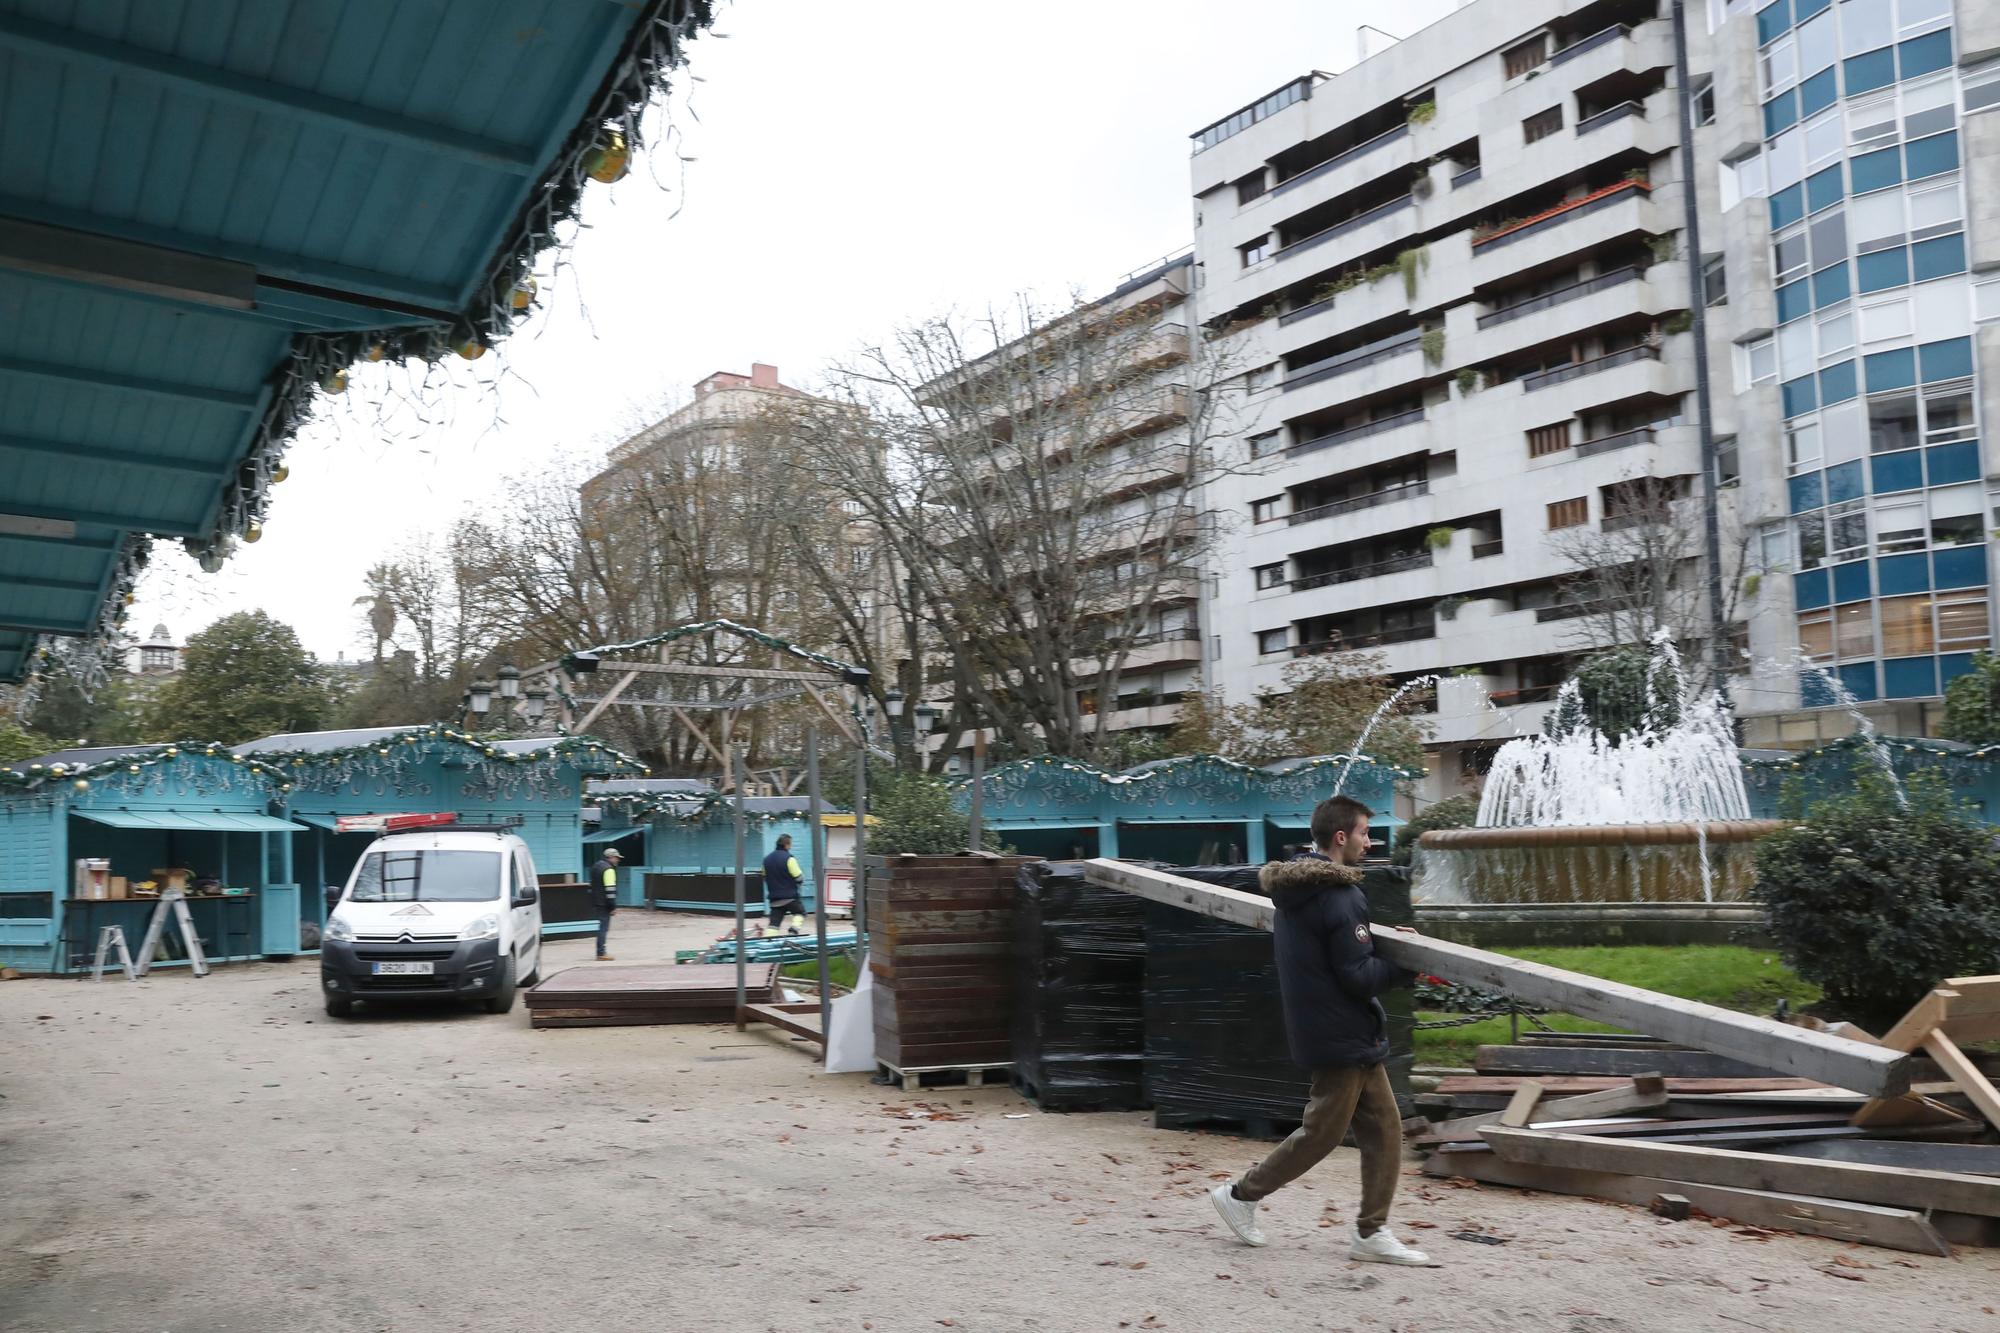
[131,0,1464,662]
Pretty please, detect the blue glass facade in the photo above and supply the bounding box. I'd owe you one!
[1746,0,1990,704]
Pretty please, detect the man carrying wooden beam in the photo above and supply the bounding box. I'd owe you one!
[1209,796,1440,1267]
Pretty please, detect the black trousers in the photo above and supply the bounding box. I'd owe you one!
[768,897,802,926]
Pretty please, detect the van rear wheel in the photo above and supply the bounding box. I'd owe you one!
[483,957,518,1014]
[325,997,354,1018]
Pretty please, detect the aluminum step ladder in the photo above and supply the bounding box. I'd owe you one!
[133,889,210,979]
[90,925,136,981]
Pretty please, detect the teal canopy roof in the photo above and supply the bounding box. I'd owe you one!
[0,0,714,681]
[74,808,303,833]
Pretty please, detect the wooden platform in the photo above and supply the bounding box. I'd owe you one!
[744,1000,824,1043]
[524,962,779,1029]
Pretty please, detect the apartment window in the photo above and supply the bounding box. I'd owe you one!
[1692,77,1717,126]
[1247,429,1282,459]
[1796,510,1828,569]
[1236,170,1269,205]
[1773,224,1809,283]
[1875,499,1926,553]
[1880,593,1935,657]
[1836,603,1875,659]
[1527,421,1573,458]
[1240,234,1272,267]
[1787,420,1823,469]
[1939,594,1993,653]
[1758,523,1790,571]
[1249,362,1280,391]
[1547,497,1588,529]
[1715,439,1742,488]
[1798,609,1834,661]
[1967,59,2000,115]
[1703,256,1728,307]
[1254,563,1287,591]
[1523,106,1564,144]
[1828,499,1868,562]
[1504,34,1549,78]
[1744,336,1778,385]
[1251,495,1284,523]
[1257,628,1289,656]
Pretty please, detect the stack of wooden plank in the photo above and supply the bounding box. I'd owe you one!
[1410,983,2000,1255]
[524,962,779,1028]
[867,853,1027,1078]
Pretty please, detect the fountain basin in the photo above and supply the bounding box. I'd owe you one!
[1414,821,1789,906]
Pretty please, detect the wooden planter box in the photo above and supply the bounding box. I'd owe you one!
[866,853,1029,1071]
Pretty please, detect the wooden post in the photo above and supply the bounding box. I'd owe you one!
[806,724,831,1062]
[853,722,869,943]
[732,745,748,1030]
[969,731,985,850]
[1080,860,1913,1098]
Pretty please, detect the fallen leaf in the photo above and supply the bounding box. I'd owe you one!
[1129,1261,1147,1270]
[1214,1273,1233,1281]
[1833,1255,1874,1269]
[1404,1220,1437,1229]
[1072,1217,1089,1225]
[1817,1266,1866,1283]
[925,1233,975,1242]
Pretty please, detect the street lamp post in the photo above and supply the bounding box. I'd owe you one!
[463,664,544,735]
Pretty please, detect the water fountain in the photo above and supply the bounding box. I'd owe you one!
[1414,640,1786,910]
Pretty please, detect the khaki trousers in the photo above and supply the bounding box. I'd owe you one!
[1234,1063,1402,1235]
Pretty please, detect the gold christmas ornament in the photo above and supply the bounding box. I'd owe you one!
[510,276,538,310]
[585,132,630,183]
[320,369,348,393]
[456,340,487,361]
[271,464,289,484]
[364,343,387,362]
[243,523,263,544]
[73,779,89,793]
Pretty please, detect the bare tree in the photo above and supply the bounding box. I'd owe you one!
[1547,470,1748,693]
[764,286,1244,762]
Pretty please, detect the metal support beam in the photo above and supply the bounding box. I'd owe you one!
[0,432,233,480]
[0,572,101,595]
[0,217,255,310]
[0,12,541,176]
[0,352,261,413]
[564,661,844,683]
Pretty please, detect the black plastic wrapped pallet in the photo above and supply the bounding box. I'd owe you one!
[1009,860,1150,1111]
[1142,863,1415,1134]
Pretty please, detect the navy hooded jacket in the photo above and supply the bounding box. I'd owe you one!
[1263,852,1415,1070]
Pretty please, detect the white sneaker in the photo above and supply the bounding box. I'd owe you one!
[1209,1183,1266,1247]
[1348,1224,1437,1266]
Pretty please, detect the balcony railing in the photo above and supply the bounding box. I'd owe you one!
[1279,295,1335,327]
[1576,425,1658,457]
[1291,551,1433,591]
[1451,165,1483,190]
[1472,539,1505,559]
[1522,343,1660,392]
[1292,623,1436,656]
[1551,23,1629,66]
[1576,101,1643,136]
[1472,179,1650,252]
[1488,683,1562,705]
[1288,480,1429,526]
[1285,407,1426,459]
[1283,331,1423,392]
[1477,265,1643,329]
[1272,122,1410,198]
[1275,194,1414,261]
[1535,601,1612,623]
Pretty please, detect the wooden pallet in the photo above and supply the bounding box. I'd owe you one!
[1850,975,2000,1132]
[524,962,779,1029]
[1152,1107,1301,1141]
[745,1000,824,1044]
[876,1060,1012,1092]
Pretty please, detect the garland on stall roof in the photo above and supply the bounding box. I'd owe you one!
[957,751,1424,791]
[1,741,292,796]
[593,790,830,826]
[1740,734,1999,780]
[567,618,866,681]
[243,724,645,776]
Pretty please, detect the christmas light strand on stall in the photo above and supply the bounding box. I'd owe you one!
[0,741,292,795]
[240,725,645,800]
[957,751,1425,801]
[566,619,868,681]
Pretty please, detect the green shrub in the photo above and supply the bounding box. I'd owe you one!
[1392,794,1481,866]
[1941,650,2000,745]
[871,771,1004,855]
[1753,771,2000,1029]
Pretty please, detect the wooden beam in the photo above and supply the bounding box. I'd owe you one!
[1770,1139,2000,1175]
[1924,1030,2000,1133]
[799,682,863,748]
[1081,860,1912,1097]
[575,670,640,732]
[1481,1126,2000,1217]
[1475,1046,1777,1079]
[669,707,731,773]
[1879,990,1952,1052]
[570,661,839,683]
[1498,1082,1545,1128]
[1423,1152,1951,1256]
[1423,1076,1668,1140]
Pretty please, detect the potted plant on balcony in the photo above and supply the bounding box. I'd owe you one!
[1436,595,1467,621]
[1426,527,1456,552]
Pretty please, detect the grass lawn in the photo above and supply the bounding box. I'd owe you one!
[781,952,860,990]
[1413,945,1820,1069]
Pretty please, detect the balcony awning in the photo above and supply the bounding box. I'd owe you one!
[74,809,304,833]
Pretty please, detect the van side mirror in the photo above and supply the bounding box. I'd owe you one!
[512,886,539,907]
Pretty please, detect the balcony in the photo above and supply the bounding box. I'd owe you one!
[1551,23,1629,66]
[1292,623,1435,655]
[1472,539,1505,559]
[1288,480,1429,526]
[1285,407,1426,460]
[1535,600,1611,623]
[1487,683,1562,705]
[1477,265,1644,330]
[1471,179,1650,253]
[1272,123,1411,199]
[1275,194,1414,262]
[1291,551,1433,591]
[1576,101,1643,136]
[1522,343,1659,393]
[1576,425,1658,457]
[1283,330,1422,393]
[1451,165,1483,190]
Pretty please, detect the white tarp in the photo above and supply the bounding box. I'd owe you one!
[825,952,876,1073]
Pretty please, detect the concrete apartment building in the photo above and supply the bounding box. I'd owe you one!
[1190,0,1704,797]
[1693,0,2000,745]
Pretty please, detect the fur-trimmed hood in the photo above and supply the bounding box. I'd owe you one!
[1259,854,1363,908]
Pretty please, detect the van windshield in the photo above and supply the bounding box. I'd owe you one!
[350,850,502,903]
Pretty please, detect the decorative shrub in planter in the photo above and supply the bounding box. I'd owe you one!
[1753,771,2000,1030]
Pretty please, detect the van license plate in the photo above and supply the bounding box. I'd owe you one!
[372,961,434,976]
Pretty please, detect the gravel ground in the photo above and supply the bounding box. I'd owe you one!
[4,911,1998,1333]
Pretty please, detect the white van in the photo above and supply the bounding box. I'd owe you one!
[319,827,544,1017]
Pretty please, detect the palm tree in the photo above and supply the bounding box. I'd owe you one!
[355,563,400,665]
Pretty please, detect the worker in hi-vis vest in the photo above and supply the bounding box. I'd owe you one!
[761,834,806,936]
[589,847,623,960]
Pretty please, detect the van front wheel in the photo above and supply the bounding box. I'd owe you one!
[325,997,354,1018]
[483,957,518,1014]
